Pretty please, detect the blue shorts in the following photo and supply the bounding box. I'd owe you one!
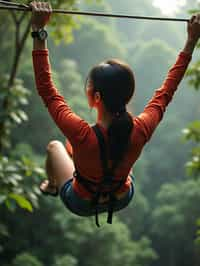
[60,176,135,217]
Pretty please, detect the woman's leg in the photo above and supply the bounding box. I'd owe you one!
[40,140,75,193]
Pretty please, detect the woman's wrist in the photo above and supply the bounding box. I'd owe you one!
[32,26,48,50]
[182,38,198,55]
[33,38,47,50]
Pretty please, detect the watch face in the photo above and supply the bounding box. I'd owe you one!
[39,29,48,41]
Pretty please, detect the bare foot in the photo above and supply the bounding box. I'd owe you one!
[40,180,58,196]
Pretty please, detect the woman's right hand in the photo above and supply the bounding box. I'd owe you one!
[29,1,52,31]
[187,14,200,43]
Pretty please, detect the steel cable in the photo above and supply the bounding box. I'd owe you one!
[0,0,189,22]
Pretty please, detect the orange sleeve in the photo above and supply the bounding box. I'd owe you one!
[66,139,73,158]
[32,49,90,146]
[136,51,192,142]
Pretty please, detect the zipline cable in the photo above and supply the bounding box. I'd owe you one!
[0,0,28,8]
[0,0,189,22]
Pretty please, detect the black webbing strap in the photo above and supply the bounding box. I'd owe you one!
[92,125,118,226]
[92,125,109,175]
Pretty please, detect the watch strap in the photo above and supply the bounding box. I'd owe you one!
[31,29,48,40]
[31,31,40,38]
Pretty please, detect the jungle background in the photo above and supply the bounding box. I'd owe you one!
[0,0,200,266]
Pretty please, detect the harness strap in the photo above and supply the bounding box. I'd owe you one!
[92,125,120,227]
[74,125,127,227]
[73,170,97,194]
[92,125,121,176]
[92,125,109,175]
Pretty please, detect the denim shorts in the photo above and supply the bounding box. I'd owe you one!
[60,175,135,217]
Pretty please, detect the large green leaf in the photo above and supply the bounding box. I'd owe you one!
[8,193,33,212]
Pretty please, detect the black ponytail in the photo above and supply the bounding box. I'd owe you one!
[87,59,135,164]
[108,110,133,163]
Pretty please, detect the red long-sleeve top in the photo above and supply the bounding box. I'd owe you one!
[32,49,191,199]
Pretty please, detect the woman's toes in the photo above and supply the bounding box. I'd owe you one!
[40,180,49,190]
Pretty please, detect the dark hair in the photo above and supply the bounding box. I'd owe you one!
[87,59,135,166]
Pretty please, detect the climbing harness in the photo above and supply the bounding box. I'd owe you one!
[74,125,129,227]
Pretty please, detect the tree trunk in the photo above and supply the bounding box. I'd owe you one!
[0,11,31,152]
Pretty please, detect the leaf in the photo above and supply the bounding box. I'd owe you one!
[9,112,22,124]
[5,165,18,172]
[8,193,33,212]
[195,236,200,247]
[9,178,19,186]
[19,97,28,105]
[197,219,200,227]
[17,110,28,122]
[11,174,23,181]
[34,167,45,175]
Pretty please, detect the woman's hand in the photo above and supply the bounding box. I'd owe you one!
[30,1,52,31]
[183,14,200,55]
[187,14,200,43]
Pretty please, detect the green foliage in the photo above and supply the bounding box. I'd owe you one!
[196,218,200,246]
[35,0,102,44]
[11,252,44,266]
[183,121,200,142]
[183,121,200,178]
[133,39,176,84]
[0,75,30,149]
[49,0,79,44]
[52,211,157,266]
[0,154,45,212]
[0,223,9,237]
[187,60,200,90]
[52,16,126,78]
[128,38,176,113]
[58,59,92,120]
[8,193,33,212]
[54,255,78,266]
[150,179,200,266]
[185,31,200,250]
[118,184,150,240]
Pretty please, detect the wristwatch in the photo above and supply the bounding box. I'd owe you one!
[31,29,48,41]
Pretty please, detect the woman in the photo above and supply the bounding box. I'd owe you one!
[30,1,200,226]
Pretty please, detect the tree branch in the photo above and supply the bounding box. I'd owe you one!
[9,9,17,24]
[21,18,32,53]
[19,11,27,25]
[8,18,31,88]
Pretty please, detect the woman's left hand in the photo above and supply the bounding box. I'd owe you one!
[29,1,52,30]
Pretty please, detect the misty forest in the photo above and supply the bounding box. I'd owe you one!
[0,1,200,266]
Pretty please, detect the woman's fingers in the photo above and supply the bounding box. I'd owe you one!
[30,1,52,12]
[191,14,200,24]
[190,15,196,24]
[30,1,52,29]
[196,14,200,24]
[187,13,200,42]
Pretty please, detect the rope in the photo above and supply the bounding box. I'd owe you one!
[0,0,189,22]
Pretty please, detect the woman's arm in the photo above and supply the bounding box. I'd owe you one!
[136,14,200,142]
[30,2,90,145]
[30,1,49,50]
